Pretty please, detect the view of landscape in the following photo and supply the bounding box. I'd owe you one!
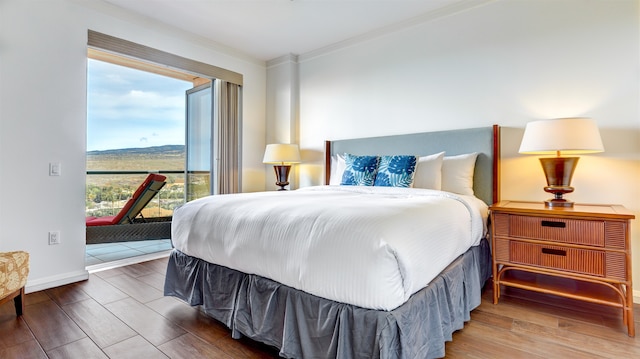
[87,55,197,220]
[86,144,212,219]
[86,145,186,218]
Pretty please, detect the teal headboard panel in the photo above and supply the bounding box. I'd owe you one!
[325,125,500,205]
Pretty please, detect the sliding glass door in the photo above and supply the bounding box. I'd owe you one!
[185,82,215,201]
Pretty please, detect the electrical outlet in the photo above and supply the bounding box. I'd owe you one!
[49,231,61,245]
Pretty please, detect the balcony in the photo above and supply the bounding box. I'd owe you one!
[85,170,194,269]
[85,169,210,253]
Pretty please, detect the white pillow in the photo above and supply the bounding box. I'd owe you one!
[441,153,478,196]
[329,153,346,185]
[412,152,445,190]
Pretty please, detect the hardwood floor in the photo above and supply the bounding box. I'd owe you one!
[1,256,639,358]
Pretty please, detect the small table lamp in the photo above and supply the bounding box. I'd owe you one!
[519,118,604,208]
[263,144,301,190]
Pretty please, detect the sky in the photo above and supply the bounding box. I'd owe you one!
[87,58,194,151]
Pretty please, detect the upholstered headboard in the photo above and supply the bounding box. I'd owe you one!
[324,125,500,205]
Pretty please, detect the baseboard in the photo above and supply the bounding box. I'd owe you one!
[633,289,640,304]
[25,269,90,294]
[23,251,172,294]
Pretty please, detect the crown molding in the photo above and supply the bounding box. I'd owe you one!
[266,53,300,69]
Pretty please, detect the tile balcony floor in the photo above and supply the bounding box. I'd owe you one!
[86,239,173,271]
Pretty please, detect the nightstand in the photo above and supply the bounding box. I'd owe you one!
[490,200,636,336]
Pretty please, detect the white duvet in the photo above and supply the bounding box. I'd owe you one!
[171,185,487,311]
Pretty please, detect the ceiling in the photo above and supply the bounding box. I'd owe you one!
[101,0,473,61]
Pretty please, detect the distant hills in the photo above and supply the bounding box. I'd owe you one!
[87,144,185,156]
[87,145,185,172]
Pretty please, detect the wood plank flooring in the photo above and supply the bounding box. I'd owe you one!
[0,256,638,358]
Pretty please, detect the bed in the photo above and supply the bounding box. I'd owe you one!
[165,125,500,358]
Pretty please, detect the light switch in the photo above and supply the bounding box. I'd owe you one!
[49,162,61,176]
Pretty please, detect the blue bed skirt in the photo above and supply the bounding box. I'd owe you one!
[164,237,491,359]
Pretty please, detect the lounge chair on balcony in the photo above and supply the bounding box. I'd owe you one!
[86,173,171,244]
[86,173,167,226]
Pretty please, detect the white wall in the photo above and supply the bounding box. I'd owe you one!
[287,1,640,294]
[265,54,301,190]
[0,0,267,292]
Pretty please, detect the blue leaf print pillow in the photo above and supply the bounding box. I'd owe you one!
[340,154,379,186]
[374,155,418,187]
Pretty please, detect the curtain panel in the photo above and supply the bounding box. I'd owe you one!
[216,82,241,194]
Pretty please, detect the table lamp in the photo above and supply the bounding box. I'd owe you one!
[519,118,604,208]
[263,144,301,190]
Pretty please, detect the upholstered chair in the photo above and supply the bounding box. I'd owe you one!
[0,251,30,316]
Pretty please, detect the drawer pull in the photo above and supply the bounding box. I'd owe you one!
[541,220,566,228]
[541,248,566,256]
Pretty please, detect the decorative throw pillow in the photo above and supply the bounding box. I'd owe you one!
[374,155,418,187]
[441,152,478,196]
[340,154,379,186]
[412,151,445,190]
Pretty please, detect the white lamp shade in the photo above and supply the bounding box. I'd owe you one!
[519,118,604,155]
[263,144,301,164]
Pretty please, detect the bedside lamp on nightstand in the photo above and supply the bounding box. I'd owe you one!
[519,117,604,208]
[263,144,301,190]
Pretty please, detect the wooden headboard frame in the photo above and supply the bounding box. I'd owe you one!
[324,125,500,205]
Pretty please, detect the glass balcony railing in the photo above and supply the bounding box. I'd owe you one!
[186,171,211,202]
[86,170,186,219]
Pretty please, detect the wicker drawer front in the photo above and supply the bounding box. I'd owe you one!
[509,215,605,246]
[510,241,605,277]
